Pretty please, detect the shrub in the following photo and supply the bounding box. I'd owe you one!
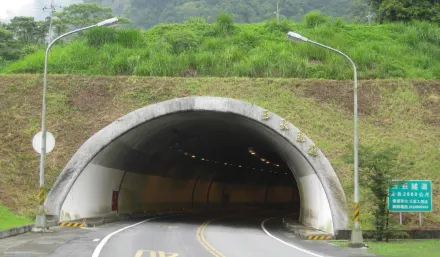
[215,13,236,36]
[304,10,328,28]
[264,18,292,33]
[163,30,200,54]
[86,27,117,47]
[116,29,142,48]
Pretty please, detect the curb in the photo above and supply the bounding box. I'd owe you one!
[307,235,333,240]
[62,210,188,228]
[0,224,34,239]
[59,222,84,228]
[282,214,333,240]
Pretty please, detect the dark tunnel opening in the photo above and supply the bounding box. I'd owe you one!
[51,97,347,234]
[112,111,301,212]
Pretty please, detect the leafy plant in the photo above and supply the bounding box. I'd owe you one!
[215,13,236,36]
[304,10,329,28]
[345,145,409,241]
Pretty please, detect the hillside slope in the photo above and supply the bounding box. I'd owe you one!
[2,20,440,80]
[0,75,439,229]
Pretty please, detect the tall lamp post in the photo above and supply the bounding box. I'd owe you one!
[286,31,364,247]
[34,17,119,231]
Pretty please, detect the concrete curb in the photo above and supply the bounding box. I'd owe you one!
[282,215,333,240]
[0,224,34,239]
[64,211,189,228]
[335,229,440,240]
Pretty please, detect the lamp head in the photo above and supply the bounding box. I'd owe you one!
[97,17,119,27]
[287,31,309,42]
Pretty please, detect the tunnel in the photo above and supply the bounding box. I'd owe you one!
[45,96,348,234]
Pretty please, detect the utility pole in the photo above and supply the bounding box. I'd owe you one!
[42,0,62,44]
[33,0,61,232]
[274,2,283,23]
[366,11,374,25]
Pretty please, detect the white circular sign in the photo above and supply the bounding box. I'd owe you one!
[32,131,55,154]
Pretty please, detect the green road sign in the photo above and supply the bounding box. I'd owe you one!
[388,180,432,212]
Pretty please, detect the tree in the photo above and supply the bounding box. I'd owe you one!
[346,145,409,241]
[0,27,23,60]
[54,3,114,31]
[6,16,48,44]
[369,0,440,22]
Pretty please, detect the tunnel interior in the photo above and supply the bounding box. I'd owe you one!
[51,97,346,234]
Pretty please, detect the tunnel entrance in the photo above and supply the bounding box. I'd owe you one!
[46,97,347,234]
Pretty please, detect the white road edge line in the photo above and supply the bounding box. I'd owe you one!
[91,214,181,257]
[261,217,326,257]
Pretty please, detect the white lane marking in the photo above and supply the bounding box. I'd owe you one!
[92,214,181,257]
[93,239,100,242]
[261,217,326,257]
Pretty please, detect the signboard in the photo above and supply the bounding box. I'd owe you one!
[388,180,432,212]
[32,131,55,154]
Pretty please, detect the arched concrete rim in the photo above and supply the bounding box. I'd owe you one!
[45,96,348,231]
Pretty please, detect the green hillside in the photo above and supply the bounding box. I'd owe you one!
[0,75,439,230]
[86,0,357,28]
[2,18,440,80]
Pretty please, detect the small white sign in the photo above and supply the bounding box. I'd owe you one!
[32,131,55,154]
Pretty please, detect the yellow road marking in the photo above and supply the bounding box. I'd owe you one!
[196,219,226,257]
[135,250,178,257]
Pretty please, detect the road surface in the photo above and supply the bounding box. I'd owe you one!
[0,210,375,257]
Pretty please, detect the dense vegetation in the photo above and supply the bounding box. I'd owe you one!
[369,0,440,23]
[2,13,440,79]
[86,0,440,28]
[87,0,357,28]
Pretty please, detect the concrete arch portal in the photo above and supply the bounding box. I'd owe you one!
[45,96,348,234]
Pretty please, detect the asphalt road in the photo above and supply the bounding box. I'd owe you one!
[1,210,375,257]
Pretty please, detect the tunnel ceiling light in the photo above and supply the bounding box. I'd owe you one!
[224,162,228,165]
[260,158,266,161]
[184,152,188,155]
[201,158,205,161]
[285,173,288,175]
[266,161,270,164]
[191,155,196,158]
[239,165,242,168]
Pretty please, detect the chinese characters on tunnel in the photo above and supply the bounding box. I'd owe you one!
[388,180,432,212]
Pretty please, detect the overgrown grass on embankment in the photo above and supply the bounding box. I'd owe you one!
[0,75,439,229]
[333,240,440,257]
[0,205,32,230]
[1,18,440,79]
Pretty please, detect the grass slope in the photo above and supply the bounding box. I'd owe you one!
[0,75,439,229]
[333,240,440,257]
[1,19,440,79]
[0,205,32,230]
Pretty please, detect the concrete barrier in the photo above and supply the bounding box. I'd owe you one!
[0,224,34,239]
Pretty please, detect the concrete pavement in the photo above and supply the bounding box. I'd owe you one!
[0,211,376,257]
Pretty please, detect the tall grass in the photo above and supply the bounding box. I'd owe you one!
[3,15,440,79]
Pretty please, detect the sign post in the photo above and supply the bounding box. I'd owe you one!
[388,180,432,216]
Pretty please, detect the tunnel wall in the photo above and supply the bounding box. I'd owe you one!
[298,175,333,232]
[60,163,294,221]
[49,96,348,234]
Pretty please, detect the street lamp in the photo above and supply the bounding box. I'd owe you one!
[287,31,364,247]
[34,17,119,231]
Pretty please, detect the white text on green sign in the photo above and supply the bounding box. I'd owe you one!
[388,180,432,212]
